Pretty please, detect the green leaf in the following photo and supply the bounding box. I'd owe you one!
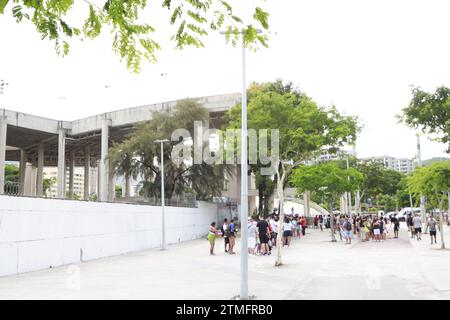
[0,0,9,14]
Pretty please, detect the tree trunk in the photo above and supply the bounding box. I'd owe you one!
[263,195,269,217]
[258,184,264,215]
[275,171,286,267]
[439,199,446,249]
[330,200,337,242]
[355,190,360,215]
[125,174,131,197]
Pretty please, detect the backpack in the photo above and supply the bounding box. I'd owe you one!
[345,221,352,231]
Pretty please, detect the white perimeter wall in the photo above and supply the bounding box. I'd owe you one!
[0,196,218,277]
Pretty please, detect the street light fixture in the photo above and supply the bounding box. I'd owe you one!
[155,139,170,250]
[220,28,261,301]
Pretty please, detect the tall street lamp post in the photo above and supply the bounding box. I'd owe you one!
[346,158,352,219]
[155,139,170,250]
[220,29,261,300]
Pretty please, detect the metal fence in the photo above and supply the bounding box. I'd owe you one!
[4,181,22,196]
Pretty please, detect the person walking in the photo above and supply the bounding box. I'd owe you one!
[407,214,414,238]
[393,217,400,239]
[319,215,324,231]
[228,219,236,254]
[300,216,308,236]
[207,222,219,255]
[428,216,438,245]
[343,217,353,244]
[412,214,422,241]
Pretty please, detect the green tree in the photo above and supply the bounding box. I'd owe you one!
[355,160,404,211]
[5,164,19,182]
[226,81,359,265]
[115,185,123,198]
[254,170,275,217]
[407,161,450,249]
[109,99,231,201]
[400,86,450,152]
[43,176,56,197]
[292,161,363,242]
[0,0,269,72]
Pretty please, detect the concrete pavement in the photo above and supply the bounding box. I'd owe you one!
[1,223,450,299]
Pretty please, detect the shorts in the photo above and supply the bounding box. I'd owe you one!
[415,227,422,233]
[343,230,352,238]
[283,230,293,237]
[259,233,269,244]
[271,232,278,240]
[373,229,380,236]
[430,230,437,236]
[224,237,230,244]
[248,237,256,248]
[207,233,216,244]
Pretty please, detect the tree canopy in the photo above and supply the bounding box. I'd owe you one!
[400,86,450,153]
[109,99,230,201]
[407,161,450,249]
[356,160,404,203]
[291,161,363,241]
[225,80,359,265]
[0,0,269,72]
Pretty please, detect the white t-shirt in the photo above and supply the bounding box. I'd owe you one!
[270,219,278,233]
[413,216,422,228]
[248,223,257,238]
[283,222,292,231]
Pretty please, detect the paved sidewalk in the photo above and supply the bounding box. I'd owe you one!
[1,224,450,300]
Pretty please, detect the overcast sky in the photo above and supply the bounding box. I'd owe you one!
[0,0,449,160]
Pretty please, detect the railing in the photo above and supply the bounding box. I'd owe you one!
[4,181,22,196]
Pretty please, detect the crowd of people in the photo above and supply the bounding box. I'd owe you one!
[207,212,313,255]
[207,211,449,255]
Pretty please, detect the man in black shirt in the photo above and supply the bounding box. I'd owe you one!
[256,216,270,255]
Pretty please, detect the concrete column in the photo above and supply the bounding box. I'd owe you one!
[96,159,101,201]
[108,170,115,202]
[36,143,44,196]
[30,165,37,196]
[99,118,110,202]
[84,146,90,200]
[68,151,74,198]
[57,127,66,199]
[0,116,7,195]
[19,149,26,195]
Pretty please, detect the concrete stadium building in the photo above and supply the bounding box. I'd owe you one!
[0,93,245,203]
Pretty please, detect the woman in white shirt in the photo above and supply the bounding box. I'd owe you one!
[282,217,293,247]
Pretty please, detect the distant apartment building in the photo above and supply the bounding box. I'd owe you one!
[44,167,98,199]
[361,155,415,174]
